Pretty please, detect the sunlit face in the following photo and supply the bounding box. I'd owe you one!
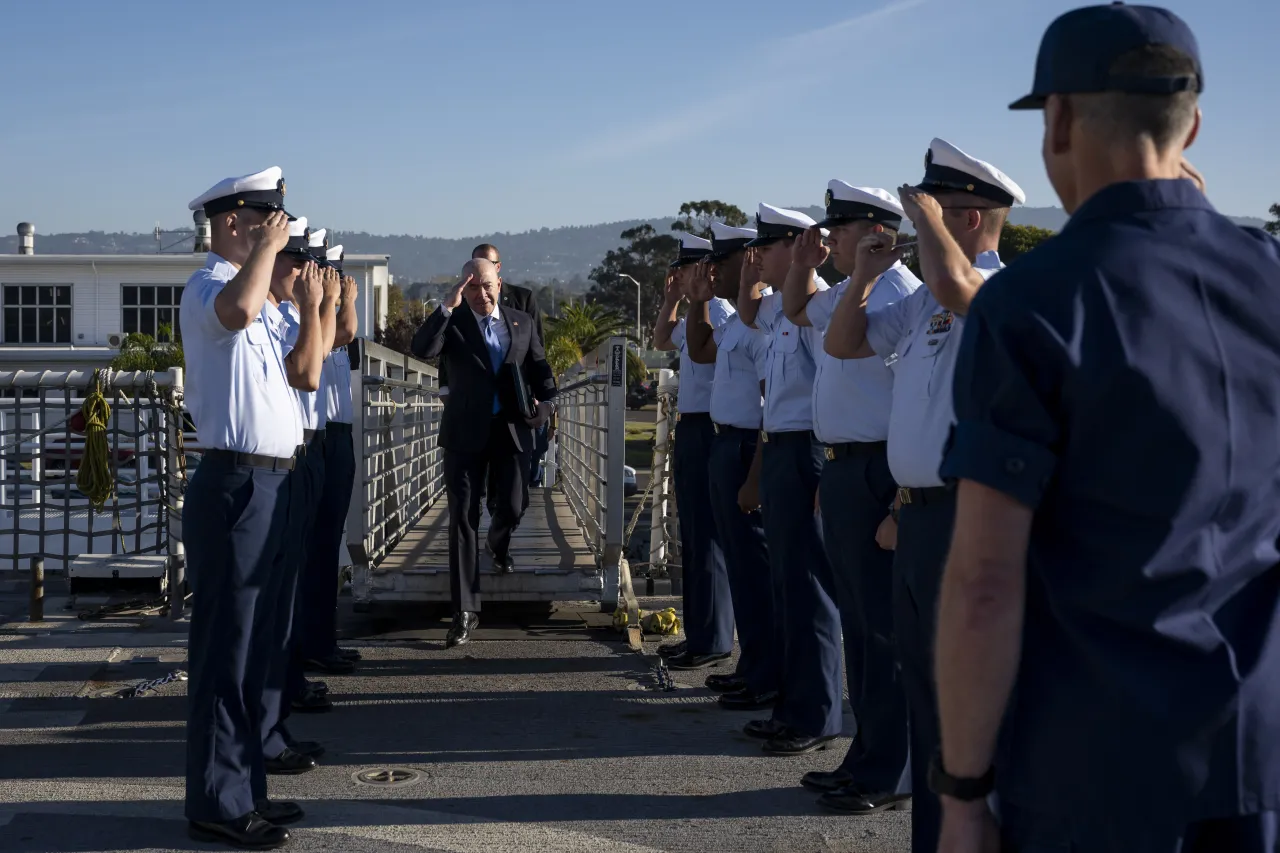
[757,239,793,286]
[826,220,879,276]
[464,265,501,315]
[674,264,697,299]
[271,253,308,299]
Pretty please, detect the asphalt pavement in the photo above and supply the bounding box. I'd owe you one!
[0,581,911,853]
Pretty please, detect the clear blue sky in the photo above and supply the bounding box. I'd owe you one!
[2,0,1275,238]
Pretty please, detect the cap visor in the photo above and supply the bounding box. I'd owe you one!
[744,236,780,248]
[814,216,844,229]
[1008,93,1046,110]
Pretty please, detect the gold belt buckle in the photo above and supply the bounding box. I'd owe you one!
[897,486,913,505]
[713,423,720,435]
[761,432,769,443]
[824,446,835,461]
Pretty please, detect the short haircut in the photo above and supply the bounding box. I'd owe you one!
[1072,45,1200,149]
[471,243,500,263]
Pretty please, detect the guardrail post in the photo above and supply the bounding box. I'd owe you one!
[165,368,186,622]
[648,369,675,586]
[600,338,627,608]
[348,338,373,609]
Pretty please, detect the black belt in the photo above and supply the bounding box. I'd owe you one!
[898,485,954,506]
[824,440,887,461]
[303,428,325,442]
[712,422,757,437]
[204,448,296,472]
[763,430,813,444]
[678,412,712,423]
[327,421,353,434]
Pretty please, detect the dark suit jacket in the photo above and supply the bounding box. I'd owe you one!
[438,284,542,390]
[412,304,556,454]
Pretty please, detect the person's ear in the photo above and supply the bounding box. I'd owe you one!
[1045,94,1073,157]
[1184,106,1202,150]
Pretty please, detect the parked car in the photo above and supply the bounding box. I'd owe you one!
[623,465,638,497]
[627,381,657,410]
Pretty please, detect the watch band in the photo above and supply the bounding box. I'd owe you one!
[927,752,995,801]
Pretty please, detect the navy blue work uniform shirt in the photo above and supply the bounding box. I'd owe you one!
[940,180,1280,823]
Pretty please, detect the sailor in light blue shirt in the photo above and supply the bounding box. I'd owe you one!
[179,167,324,843]
[652,232,736,668]
[781,183,920,809]
[819,139,1024,853]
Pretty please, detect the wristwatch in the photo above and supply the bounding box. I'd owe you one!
[927,752,994,801]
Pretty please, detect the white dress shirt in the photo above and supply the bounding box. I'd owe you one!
[279,300,325,431]
[322,346,354,424]
[866,251,1005,487]
[671,297,735,414]
[807,263,922,444]
[709,315,771,430]
[178,253,303,458]
[755,283,827,434]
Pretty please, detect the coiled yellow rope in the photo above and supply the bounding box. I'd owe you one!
[76,370,114,511]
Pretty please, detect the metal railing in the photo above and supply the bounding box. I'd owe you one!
[347,339,444,599]
[0,369,186,581]
[547,337,627,604]
[645,369,679,579]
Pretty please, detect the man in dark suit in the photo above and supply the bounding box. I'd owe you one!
[412,258,556,646]
[439,244,545,518]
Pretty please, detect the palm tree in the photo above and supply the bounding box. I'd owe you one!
[544,303,631,355]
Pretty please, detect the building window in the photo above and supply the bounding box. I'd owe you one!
[123,285,184,341]
[1,285,72,344]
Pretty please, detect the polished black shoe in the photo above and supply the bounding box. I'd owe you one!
[485,543,515,574]
[656,640,687,659]
[288,740,326,759]
[253,799,305,826]
[666,651,731,671]
[446,612,480,648]
[290,688,332,713]
[188,813,289,849]
[801,768,855,793]
[337,647,362,662]
[763,733,838,755]
[265,748,317,775]
[705,673,747,693]
[304,679,328,695]
[818,787,912,815]
[719,690,780,711]
[304,654,356,675]
[743,718,791,740]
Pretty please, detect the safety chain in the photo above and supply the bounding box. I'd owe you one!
[113,668,188,698]
[647,659,677,692]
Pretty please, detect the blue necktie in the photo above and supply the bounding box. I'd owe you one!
[483,316,503,414]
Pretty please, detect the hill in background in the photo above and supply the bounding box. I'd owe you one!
[1,208,1268,284]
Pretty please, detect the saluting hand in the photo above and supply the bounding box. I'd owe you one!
[741,247,762,290]
[340,275,358,304]
[294,262,324,311]
[898,184,942,224]
[662,270,681,306]
[321,266,341,303]
[855,229,904,282]
[792,227,830,270]
[445,273,471,310]
[249,210,292,255]
[686,263,714,303]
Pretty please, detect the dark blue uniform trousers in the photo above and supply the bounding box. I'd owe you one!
[894,488,956,853]
[262,433,324,760]
[820,443,909,792]
[708,426,774,692]
[673,413,734,656]
[761,432,841,737]
[1001,803,1280,853]
[298,423,356,661]
[183,454,294,822]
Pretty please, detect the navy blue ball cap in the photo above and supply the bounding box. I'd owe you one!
[1010,3,1203,110]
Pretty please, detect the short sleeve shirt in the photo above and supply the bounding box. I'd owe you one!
[709,315,770,430]
[756,285,827,433]
[941,180,1280,819]
[673,297,735,414]
[178,254,303,458]
[807,264,922,444]
[323,346,354,425]
[866,253,1003,486]
[279,301,325,431]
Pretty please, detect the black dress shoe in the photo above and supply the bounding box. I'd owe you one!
[304,654,356,675]
[265,748,317,775]
[290,687,332,713]
[656,640,687,659]
[287,740,325,759]
[337,647,362,662]
[188,812,290,849]
[304,680,328,695]
[719,690,780,711]
[763,733,839,755]
[485,543,515,574]
[743,718,791,740]
[705,673,747,693]
[253,799,305,825]
[666,651,731,670]
[446,612,479,648]
[818,787,912,815]
[801,768,855,793]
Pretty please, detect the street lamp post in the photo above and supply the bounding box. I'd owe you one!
[619,274,643,349]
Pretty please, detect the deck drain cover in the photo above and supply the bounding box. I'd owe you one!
[353,767,422,787]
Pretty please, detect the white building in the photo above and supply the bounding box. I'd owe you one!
[0,225,390,370]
